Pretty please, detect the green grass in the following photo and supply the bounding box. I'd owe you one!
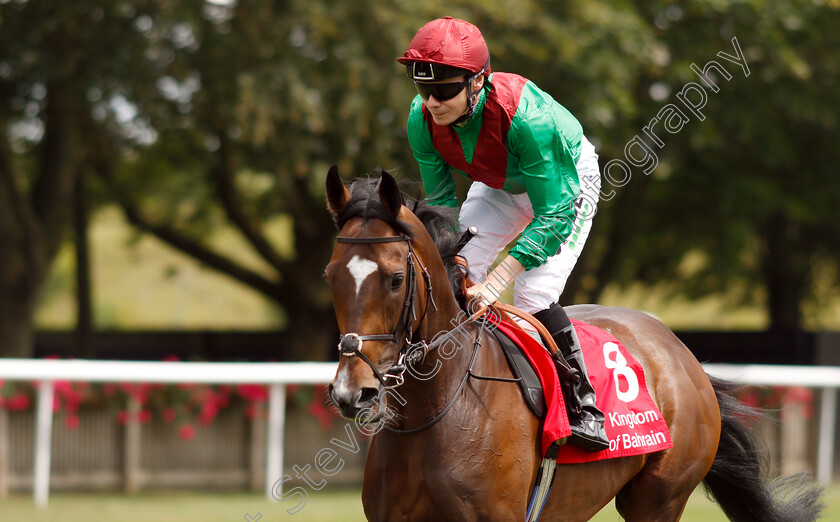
[591,482,840,521]
[0,490,364,522]
[2,484,838,521]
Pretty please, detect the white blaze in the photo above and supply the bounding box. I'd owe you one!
[347,255,378,297]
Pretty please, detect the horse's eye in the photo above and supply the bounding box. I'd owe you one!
[391,274,405,290]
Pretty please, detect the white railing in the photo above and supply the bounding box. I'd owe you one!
[703,364,840,485]
[0,359,337,507]
[0,360,837,507]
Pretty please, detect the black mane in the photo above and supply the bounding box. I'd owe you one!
[334,177,467,307]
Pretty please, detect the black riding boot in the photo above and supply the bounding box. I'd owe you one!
[533,303,609,452]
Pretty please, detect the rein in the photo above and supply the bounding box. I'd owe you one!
[383,318,488,434]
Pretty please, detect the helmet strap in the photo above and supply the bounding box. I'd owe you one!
[451,69,486,127]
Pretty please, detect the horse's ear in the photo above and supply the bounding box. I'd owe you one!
[325,165,350,216]
[378,170,402,216]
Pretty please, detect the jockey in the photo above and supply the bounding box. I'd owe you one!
[399,17,608,451]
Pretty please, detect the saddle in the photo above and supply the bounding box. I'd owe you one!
[455,275,671,520]
[491,327,546,418]
[485,304,580,422]
[451,255,577,423]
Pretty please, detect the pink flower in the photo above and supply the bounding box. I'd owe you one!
[138,410,153,424]
[237,384,268,402]
[116,410,130,425]
[245,404,259,420]
[178,423,196,440]
[6,393,30,411]
[202,398,218,415]
[198,401,219,426]
[780,386,814,419]
[739,390,760,408]
[162,407,177,423]
[54,380,73,395]
[65,414,80,430]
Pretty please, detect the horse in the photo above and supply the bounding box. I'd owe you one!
[323,167,823,521]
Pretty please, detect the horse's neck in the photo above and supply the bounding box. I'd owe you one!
[392,313,487,421]
[402,223,491,411]
[411,238,463,342]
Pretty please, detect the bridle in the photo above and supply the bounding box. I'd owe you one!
[334,226,521,435]
[334,233,437,388]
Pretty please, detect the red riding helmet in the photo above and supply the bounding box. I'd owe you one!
[398,17,491,81]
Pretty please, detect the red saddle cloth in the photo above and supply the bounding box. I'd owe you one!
[492,317,673,463]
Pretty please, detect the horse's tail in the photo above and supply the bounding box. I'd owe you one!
[702,376,824,522]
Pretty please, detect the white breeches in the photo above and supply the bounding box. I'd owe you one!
[459,136,601,313]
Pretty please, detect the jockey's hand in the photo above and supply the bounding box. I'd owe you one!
[465,281,498,309]
[465,255,525,311]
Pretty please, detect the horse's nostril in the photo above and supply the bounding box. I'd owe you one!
[357,387,379,407]
[329,382,350,409]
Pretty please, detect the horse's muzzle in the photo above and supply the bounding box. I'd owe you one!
[328,381,380,419]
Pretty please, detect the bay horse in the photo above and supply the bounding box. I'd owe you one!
[324,168,822,521]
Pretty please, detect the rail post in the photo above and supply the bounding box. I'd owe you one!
[265,383,286,500]
[817,387,838,483]
[34,379,54,507]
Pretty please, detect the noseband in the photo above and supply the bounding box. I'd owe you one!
[335,234,437,388]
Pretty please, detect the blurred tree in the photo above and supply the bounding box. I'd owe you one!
[2,0,837,362]
[94,0,429,360]
[74,0,663,359]
[0,3,153,357]
[397,0,840,331]
[0,0,435,359]
[597,0,840,330]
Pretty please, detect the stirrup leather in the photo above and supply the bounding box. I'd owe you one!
[525,443,560,522]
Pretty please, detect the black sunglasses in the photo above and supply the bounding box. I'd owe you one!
[414,78,470,102]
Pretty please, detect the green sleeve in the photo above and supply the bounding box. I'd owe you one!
[506,102,581,270]
[407,95,458,208]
